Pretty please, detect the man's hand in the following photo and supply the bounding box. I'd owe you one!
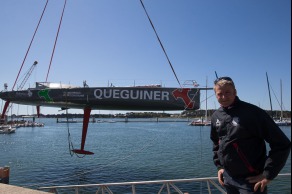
[218,169,225,186]
[246,174,271,192]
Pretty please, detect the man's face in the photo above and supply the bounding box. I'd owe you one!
[214,84,237,107]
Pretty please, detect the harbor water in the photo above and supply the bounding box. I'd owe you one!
[0,118,291,193]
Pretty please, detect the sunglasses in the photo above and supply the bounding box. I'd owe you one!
[214,77,233,84]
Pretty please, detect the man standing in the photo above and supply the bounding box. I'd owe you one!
[210,77,290,194]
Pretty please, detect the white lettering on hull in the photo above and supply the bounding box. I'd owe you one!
[94,89,170,101]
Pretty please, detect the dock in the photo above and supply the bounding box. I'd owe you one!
[0,183,50,194]
[56,118,192,123]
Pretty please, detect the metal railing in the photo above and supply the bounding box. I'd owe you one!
[39,173,291,194]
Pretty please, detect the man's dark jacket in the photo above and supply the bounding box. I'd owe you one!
[210,96,291,180]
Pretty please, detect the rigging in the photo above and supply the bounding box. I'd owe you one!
[46,0,67,82]
[140,0,182,88]
[12,0,48,91]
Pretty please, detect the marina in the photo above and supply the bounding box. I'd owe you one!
[0,118,290,193]
[55,117,192,123]
[0,0,291,193]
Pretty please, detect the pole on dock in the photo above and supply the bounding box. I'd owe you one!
[0,166,10,184]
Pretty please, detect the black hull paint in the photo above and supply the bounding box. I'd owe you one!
[0,87,200,111]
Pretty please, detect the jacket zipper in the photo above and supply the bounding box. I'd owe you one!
[232,142,258,174]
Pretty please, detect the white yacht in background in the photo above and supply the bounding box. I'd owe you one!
[0,125,16,134]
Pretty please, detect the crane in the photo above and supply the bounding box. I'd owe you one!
[1,61,38,121]
[17,61,38,91]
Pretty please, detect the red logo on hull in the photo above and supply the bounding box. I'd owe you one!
[172,88,195,109]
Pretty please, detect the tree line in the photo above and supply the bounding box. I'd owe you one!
[7,109,291,119]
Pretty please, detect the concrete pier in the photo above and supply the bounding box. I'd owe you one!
[0,183,50,194]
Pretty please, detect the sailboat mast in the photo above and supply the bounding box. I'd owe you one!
[280,79,283,120]
[205,77,208,121]
[266,72,273,118]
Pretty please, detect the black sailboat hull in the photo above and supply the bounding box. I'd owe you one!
[0,87,200,111]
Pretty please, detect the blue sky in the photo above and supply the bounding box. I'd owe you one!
[0,0,291,115]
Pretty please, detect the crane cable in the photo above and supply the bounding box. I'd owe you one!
[12,0,49,90]
[139,0,182,88]
[1,0,48,120]
[45,0,67,82]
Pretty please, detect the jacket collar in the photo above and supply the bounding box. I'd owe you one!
[221,96,240,110]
